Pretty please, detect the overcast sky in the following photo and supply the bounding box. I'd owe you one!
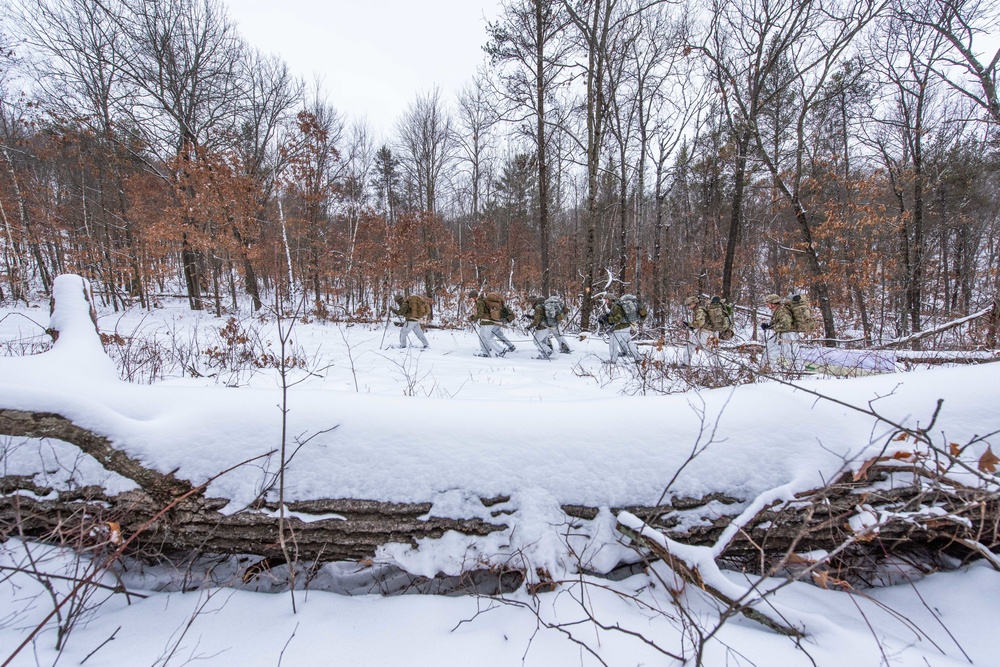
[227,0,502,138]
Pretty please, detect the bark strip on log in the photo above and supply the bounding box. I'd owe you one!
[0,484,507,563]
[0,409,192,501]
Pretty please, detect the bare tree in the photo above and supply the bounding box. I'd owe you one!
[867,13,949,336]
[395,87,455,216]
[232,49,301,311]
[455,73,500,226]
[696,0,887,343]
[99,0,247,310]
[900,0,1000,126]
[487,0,571,295]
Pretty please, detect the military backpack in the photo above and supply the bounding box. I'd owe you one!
[407,295,431,320]
[786,294,817,333]
[484,292,504,321]
[618,294,643,324]
[706,296,735,340]
[543,296,565,327]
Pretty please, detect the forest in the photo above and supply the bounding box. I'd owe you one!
[1,0,999,339]
[3,2,1000,664]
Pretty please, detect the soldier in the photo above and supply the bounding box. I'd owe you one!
[544,295,573,354]
[761,293,799,368]
[682,295,720,367]
[604,293,647,363]
[392,294,430,349]
[527,295,554,359]
[467,290,516,357]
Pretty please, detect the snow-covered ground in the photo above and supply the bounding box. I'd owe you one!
[2,276,999,666]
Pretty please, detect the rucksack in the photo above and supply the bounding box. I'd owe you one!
[484,292,504,321]
[618,294,642,324]
[407,295,431,320]
[786,294,817,333]
[543,296,565,327]
[706,296,734,339]
[500,303,514,323]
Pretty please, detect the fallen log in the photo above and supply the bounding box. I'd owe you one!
[875,307,994,350]
[3,409,999,581]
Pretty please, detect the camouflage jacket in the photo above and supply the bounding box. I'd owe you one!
[469,298,499,325]
[392,301,413,320]
[607,302,646,331]
[530,303,549,330]
[769,303,794,334]
[690,305,708,330]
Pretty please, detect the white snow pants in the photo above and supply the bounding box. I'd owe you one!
[765,331,801,369]
[399,320,429,348]
[609,328,638,362]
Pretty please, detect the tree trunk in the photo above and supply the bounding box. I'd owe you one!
[722,131,751,301]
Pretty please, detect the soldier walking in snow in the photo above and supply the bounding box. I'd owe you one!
[392,294,431,349]
[544,295,572,354]
[526,295,571,359]
[761,293,799,369]
[468,290,516,357]
[604,293,646,363]
[682,296,714,367]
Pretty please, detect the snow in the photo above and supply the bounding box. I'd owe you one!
[2,275,999,666]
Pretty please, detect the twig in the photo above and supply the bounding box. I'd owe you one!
[616,521,804,637]
[80,626,120,664]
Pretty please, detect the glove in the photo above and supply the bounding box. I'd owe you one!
[682,320,692,330]
[760,322,771,331]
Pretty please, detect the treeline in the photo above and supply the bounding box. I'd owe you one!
[1,0,998,345]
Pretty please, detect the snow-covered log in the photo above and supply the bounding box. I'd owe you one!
[3,411,998,577]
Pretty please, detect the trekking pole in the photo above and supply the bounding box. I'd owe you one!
[379,306,393,349]
[529,330,554,361]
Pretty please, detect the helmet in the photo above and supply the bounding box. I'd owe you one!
[467,290,480,299]
[765,293,782,304]
[684,296,699,307]
[394,294,404,303]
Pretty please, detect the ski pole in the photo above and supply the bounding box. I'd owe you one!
[379,306,393,349]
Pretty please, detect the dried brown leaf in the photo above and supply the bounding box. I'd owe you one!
[978,446,999,474]
[853,456,881,482]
